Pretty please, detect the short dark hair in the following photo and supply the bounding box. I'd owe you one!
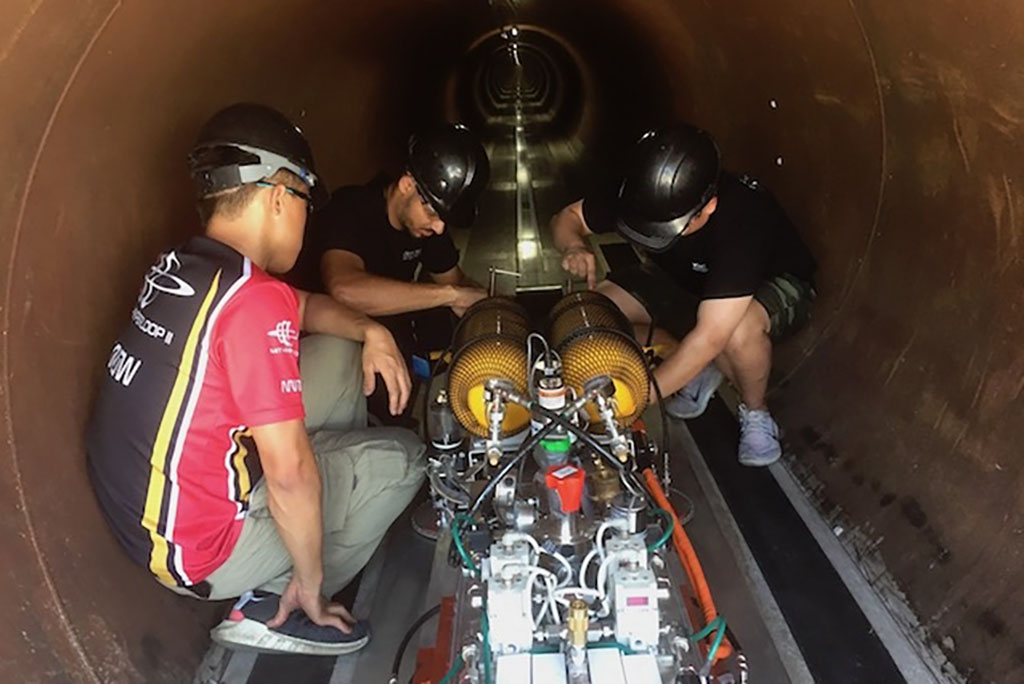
[196,169,305,224]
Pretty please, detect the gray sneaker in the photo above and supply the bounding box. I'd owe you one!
[738,404,781,467]
[210,591,370,656]
[664,364,724,419]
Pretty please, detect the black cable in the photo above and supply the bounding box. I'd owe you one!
[532,405,627,473]
[389,603,442,684]
[469,399,649,516]
[468,415,564,516]
[647,369,673,474]
[532,404,650,497]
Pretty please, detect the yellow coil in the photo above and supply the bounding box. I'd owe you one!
[447,297,531,437]
[550,291,649,428]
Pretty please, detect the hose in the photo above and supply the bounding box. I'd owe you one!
[389,604,442,684]
[452,513,480,574]
[533,405,632,475]
[646,507,674,552]
[482,605,492,684]
[437,654,464,684]
[467,414,563,515]
[707,617,728,671]
[641,467,733,663]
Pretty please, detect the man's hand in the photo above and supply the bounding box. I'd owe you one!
[361,323,411,415]
[267,576,356,634]
[561,246,597,289]
[450,285,488,317]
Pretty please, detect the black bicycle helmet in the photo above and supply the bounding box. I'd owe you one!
[407,124,490,228]
[615,124,721,252]
[187,103,327,210]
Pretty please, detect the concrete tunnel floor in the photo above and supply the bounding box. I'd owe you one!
[3,1,1024,682]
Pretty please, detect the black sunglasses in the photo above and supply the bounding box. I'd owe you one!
[255,181,313,214]
[413,184,440,219]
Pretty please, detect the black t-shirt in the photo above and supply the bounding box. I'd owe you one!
[285,177,460,293]
[583,172,816,299]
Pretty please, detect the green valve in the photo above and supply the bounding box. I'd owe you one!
[540,436,571,453]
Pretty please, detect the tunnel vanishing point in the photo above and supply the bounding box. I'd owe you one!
[2,1,1023,682]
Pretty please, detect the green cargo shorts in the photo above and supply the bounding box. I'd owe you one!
[607,262,816,342]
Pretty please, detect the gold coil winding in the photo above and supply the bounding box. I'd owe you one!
[446,297,531,437]
[549,291,649,428]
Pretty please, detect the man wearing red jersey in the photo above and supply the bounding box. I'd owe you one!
[87,104,424,655]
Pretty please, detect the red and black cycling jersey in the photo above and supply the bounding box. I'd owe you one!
[86,236,305,589]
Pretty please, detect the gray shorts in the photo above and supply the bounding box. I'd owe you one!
[607,262,816,342]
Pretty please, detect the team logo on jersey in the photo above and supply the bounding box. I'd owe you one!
[691,262,709,274]
[267,320,299,356]
[138,251,196,309]
[402,248,423,262]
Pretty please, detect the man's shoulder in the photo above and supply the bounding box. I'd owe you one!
[709,172,780,231]
[325,178,386,217]
[581,190,617,235]
[217,269,297,327]
[237,268,296,303]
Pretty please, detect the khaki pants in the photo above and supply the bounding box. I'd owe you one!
[200,334,425,600]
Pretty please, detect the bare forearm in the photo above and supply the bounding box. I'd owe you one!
[266,459,324,588]
[331,273,454,316]
[552,208,588,252]
[652,330,725,398]
[302,292,373,341]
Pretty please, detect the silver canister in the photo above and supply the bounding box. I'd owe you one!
[609,492,648,535]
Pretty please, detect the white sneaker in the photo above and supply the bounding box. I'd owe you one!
[210,591,370,655]
[664,364,723,419]
[738,404,781,467]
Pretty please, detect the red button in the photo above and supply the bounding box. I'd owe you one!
[545,464,585,513]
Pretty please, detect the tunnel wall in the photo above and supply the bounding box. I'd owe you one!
[661,2,1023,678]
[2,0,1022,681]
[598,2,1024,678]
[0,1,489,681]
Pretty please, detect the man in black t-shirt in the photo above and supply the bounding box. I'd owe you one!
[552,125,816,466]
[285,124,489,377]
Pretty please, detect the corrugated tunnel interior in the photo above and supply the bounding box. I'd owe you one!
[2,0,1022,681]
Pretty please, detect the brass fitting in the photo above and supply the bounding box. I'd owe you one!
[567,598,589,649]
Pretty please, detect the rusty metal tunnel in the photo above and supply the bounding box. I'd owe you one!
[2,1,1022,681]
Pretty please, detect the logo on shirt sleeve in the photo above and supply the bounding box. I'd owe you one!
[267,320,300,356]
[280,378,303,394]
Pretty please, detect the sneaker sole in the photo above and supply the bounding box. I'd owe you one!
[738,453,781,467]
[210,618,369,656]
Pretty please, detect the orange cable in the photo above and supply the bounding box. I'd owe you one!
[642,467,734,663]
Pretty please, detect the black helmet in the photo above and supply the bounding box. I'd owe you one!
[187,103,327,210]
[615,125,721,252]
[407,124,490,228]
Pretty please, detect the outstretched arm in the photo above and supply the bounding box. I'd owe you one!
[551,200,597,289]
